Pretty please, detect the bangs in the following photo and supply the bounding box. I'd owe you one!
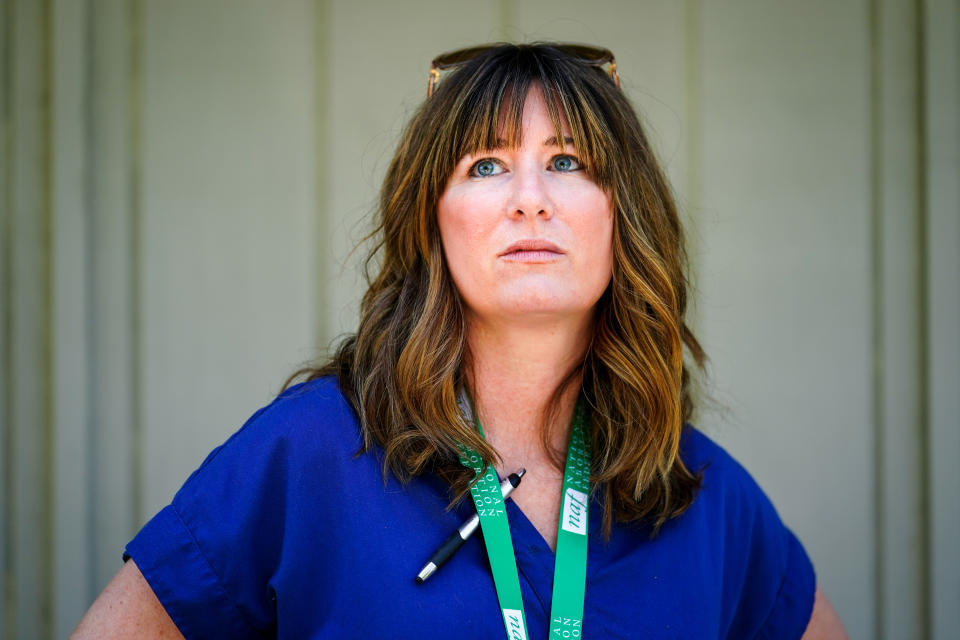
[432,45,618,189]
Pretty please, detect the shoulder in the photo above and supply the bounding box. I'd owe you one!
[679,423,750,482]
[233,375,358,445]
[168,375,367,520]
[185,376,360,478]
[679,424,773,513]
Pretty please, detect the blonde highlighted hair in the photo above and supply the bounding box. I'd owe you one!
[290,43,707,535]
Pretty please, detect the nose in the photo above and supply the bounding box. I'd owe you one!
[506,162,554,220]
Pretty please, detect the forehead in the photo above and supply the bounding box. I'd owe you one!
[464,84,574,155]
[518,86,572,135]
[475,87,571,150]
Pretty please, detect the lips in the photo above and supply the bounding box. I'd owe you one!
[498,238,564,257]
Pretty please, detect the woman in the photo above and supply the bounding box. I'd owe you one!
[73,43,846,638]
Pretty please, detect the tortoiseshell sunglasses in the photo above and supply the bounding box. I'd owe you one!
[427,43,620,98]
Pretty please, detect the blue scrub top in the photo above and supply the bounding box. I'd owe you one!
[125,377,815,639]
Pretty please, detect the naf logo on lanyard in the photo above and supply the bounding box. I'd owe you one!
[560,488,589,535]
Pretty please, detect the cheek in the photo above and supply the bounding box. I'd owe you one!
[438,198,472,262]
[438,187,505,256]
[593,225,615,288]
[437,194,487,295]
[577,194,615,268]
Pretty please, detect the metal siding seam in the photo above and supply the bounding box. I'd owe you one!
[913,0,931,637]
[40,0,54,636]
[868,0,886,637]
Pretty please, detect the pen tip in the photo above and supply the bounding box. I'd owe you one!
[517,468,526,477]
[416,563,437,584]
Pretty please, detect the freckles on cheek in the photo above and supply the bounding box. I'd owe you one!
[439,207,479,270]
[461,219,486,244]
[449,211,484,248]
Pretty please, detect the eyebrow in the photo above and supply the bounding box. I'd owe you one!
[490,135,575,149]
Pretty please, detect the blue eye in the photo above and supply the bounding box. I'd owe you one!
[552,155,581,172]
[470,159,503,177]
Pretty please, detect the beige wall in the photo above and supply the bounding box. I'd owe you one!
[2,1,957,638]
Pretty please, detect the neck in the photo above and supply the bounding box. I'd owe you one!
[465,313,592,462]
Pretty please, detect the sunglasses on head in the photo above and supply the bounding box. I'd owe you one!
[427,43,620,98]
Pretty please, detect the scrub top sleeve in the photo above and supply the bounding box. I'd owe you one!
[722,475,817,640]
[125,504,262,640]
[125,400,299,640]
[754,527,816,640]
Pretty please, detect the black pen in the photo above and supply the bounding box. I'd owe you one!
[416,469,526,584]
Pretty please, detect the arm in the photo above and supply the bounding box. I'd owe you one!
[70,559,184,640]
[800,586,848,640]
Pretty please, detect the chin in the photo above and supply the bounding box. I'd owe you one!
[495,291,590,319]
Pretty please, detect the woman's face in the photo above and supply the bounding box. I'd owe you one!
[437,86,614,327]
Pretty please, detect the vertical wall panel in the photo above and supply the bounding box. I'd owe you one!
[925,1,960,637]
[0,0,11,635]
[49,0,142,635]
[50,0,93,636]
[50,2,141,634]
[88,0,138,598]
[874,0,924,637]
[8,0,53,637]
[696,2,873,636]
[683,0,706,334]
[140,0,318,517]
[312,0,331,350]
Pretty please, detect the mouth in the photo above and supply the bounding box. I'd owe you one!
[498,239,565,262]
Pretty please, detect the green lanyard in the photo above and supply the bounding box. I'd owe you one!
[458,399,590,640]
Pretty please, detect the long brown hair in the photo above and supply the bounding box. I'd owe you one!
[289,43,707,536]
